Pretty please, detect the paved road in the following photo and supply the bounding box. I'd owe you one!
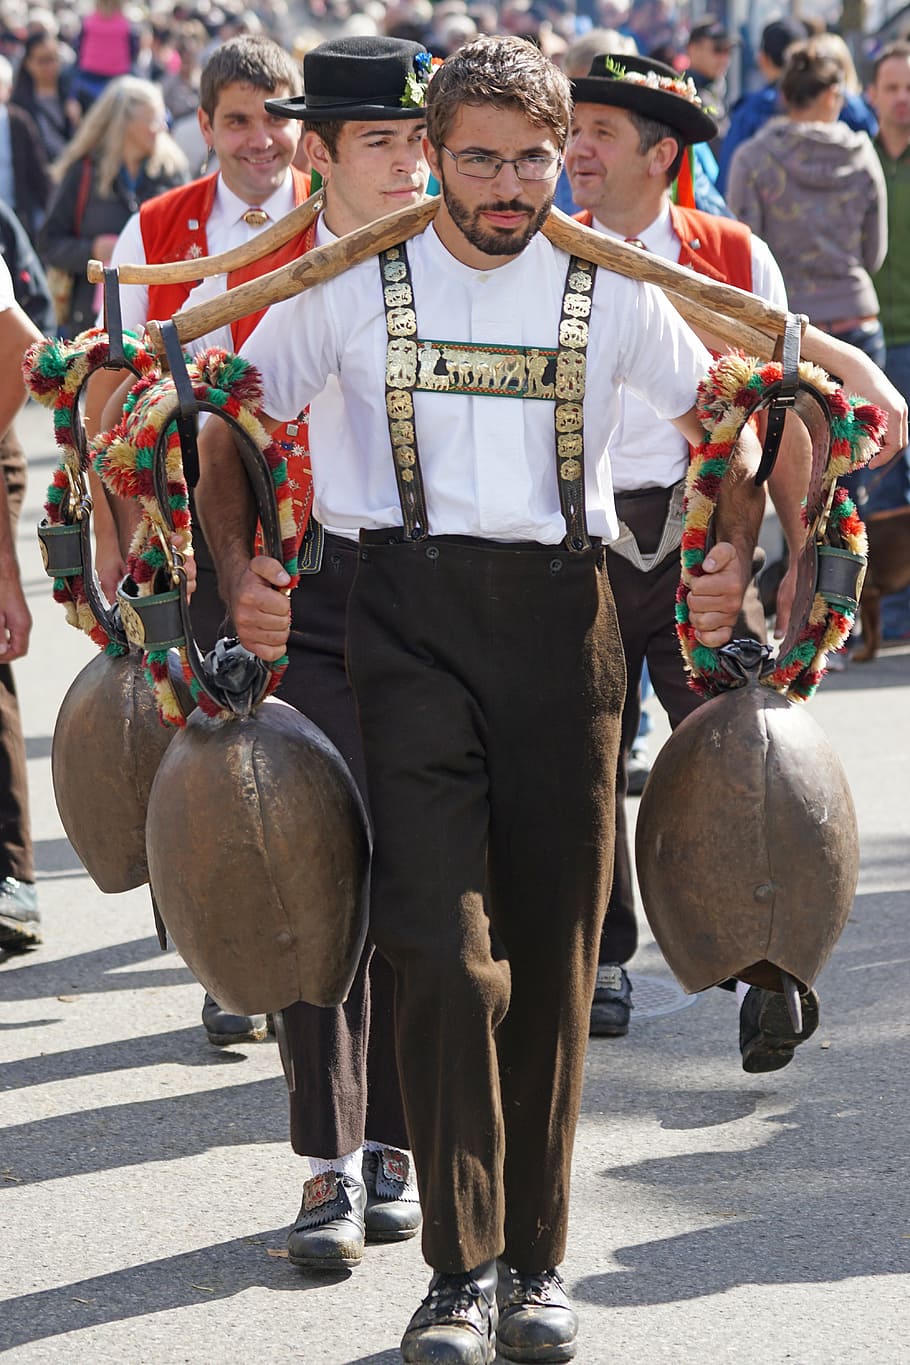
[2,403,909,1363]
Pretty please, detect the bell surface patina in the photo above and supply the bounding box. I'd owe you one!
[145,696,371,1016]
[52,650,175,894]
[635,665,859,996]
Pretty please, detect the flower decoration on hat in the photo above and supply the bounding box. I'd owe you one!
[401,50,443,109]
[602,56,705,110]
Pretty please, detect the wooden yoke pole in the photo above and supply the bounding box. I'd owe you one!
[146,198,440,354]
[541,210,799,360]
[145,197,804,362]
[87,190,325,286]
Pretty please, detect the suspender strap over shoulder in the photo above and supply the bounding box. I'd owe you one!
[554,256,597,552]
[378,245,597,550]
[379,244,430,541]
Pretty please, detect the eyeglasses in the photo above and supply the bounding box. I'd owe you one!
[440,145,563,181]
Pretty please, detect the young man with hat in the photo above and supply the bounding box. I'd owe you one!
[195,34,770,1363]
[566,52,832,1068]
[197,34,904,1362]
[88,33,433,1270]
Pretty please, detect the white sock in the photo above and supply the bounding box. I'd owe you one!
[735,981,751,1007]
[307,1149,363,1183]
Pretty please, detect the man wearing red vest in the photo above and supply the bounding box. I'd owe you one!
[88,34,433,1269]
[566,54,820,1071]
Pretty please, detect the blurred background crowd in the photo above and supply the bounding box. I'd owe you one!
[0,0,908,621]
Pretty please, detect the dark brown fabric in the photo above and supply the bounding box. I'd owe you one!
[275,534,407,1158]
[0,425,33,881]
[346,533,624,1273]
[601,488,766,964]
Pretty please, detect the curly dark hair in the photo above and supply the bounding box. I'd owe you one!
[426,36,571,151]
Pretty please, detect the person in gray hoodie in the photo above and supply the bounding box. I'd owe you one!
[726,38,887,364]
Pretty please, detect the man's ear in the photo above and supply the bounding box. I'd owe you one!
[424,133,442,182]
[649,135,681,179]
[197,105,213,148]
[303,129,333,183]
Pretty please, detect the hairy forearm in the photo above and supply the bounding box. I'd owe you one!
[801,324,908,465]
[763,414,810,560]
[714,425,765,577]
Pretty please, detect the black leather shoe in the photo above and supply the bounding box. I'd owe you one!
[496,1265,578,1362]
[362,1146,421,1242]
[740,985,820,1073]
[589,964,632,1037]
[201,992,268,1046]
[288,1172,366,1269]
[0,877,41,951]
[401,1260,498,1364]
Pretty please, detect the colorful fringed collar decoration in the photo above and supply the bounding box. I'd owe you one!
[93,348,301,727]
[24,328,160,652]
[676,352,887,702]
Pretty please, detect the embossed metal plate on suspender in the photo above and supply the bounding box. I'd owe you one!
[380,244,430,541]
[555,257,597,553]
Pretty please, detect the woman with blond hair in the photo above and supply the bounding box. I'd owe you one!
[39,76,187,336]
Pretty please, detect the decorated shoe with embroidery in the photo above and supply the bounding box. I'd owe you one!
[362,1146,421,1242]
[287,1171,365,1270]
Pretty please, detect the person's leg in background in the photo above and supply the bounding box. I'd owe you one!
[0,424,39,952]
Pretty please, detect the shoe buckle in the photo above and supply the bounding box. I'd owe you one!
[303,1172,340,1212]
[596,964,625,992]
[380,1148,409,1185]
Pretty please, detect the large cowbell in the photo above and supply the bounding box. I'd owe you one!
[52,649,175,893]
[145,696,371,1016]
[634,658,859,997]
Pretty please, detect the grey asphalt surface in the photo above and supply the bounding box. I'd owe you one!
[1,402,909,1364]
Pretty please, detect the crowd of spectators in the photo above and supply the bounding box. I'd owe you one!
[0,0,907,600]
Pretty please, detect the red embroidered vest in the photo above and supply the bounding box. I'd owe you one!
[573,204,753,292]
[139,169,315,539]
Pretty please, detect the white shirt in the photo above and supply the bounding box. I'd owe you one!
[241,223,711,545]
[104,172,298,335]
[594,203,788,492]
[0,256,14,312]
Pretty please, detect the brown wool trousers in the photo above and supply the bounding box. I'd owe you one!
[0,426,34,884]
[187,522,407,1158]
[346,533,625,1273]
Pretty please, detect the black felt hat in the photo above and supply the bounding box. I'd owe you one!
[266,36,432,122]
[571,53,718,145]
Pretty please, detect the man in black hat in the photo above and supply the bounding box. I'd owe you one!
[88,32,433,1272]
[565,53,823,1067]
[195,35,905,1364]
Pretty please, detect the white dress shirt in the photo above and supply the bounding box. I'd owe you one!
[593,203,788,493]
[104,172,298,335]
[240,223,711,545]
[0,256,14,312]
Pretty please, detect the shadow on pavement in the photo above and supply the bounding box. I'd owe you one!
[1,1076,287,1185]
[0,1024,263,1092]
[0,1230,363,1353]
[0,936,194,999]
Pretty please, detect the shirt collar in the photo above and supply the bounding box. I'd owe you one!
[592,201,675,254]
[215,171,297,226]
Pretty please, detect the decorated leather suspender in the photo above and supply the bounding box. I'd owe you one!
[378,244,598,551]
[380,245,431,540]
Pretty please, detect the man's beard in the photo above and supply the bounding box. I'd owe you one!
[441,172,553,257]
